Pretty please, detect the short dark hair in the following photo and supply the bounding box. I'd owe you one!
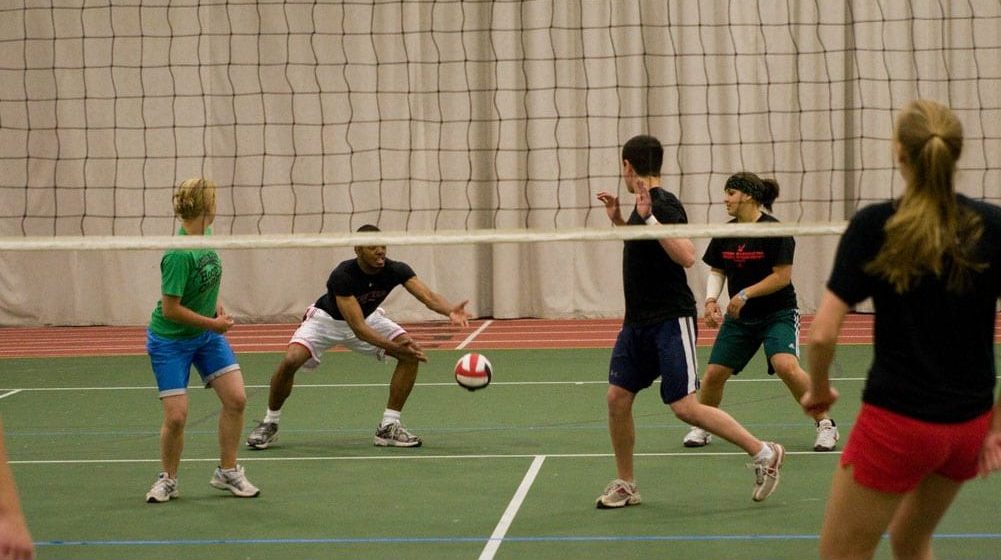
[356,224,380,233]
[622,135,663,177]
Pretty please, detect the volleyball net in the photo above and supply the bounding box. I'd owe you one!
[2,0,999,250]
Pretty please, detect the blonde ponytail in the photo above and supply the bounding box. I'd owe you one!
[865,100,984,293]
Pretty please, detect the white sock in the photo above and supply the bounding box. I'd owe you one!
[753,443,774,464]
[264,409,282,423]
[381,409,401,428]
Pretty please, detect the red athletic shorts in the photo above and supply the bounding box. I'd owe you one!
[841,403,992,493]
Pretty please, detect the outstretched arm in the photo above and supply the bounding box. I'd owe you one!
[403,277,470,327]
[335,295,427,362]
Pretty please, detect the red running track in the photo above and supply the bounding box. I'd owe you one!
[0,314,913,358]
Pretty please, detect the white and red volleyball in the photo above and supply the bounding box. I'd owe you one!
[454,352,492,391]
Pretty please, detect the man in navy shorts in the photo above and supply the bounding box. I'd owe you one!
[594,135,785,508]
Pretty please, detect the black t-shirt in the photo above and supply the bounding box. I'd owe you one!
[703,213,797,320]
[622,187,697,325]
[314,258,416,320]
[827,195,1001,422]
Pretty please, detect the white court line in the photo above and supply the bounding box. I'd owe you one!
[479,454,546,560]
[457,319,493,350]
[0,390,22,400]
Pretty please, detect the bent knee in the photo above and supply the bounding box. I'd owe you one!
[606,386,634,412]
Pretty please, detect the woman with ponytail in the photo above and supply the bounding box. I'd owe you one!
[803,99,1001,559]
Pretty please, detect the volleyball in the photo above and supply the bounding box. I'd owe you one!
[454,352,492,391]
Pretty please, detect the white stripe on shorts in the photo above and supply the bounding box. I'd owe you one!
[678,316,698,394]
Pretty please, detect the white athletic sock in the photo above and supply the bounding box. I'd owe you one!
[381,409,401,428]
[753,443,774,464]
[264,409,282,424]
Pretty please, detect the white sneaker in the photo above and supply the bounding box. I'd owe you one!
[751,442,785,502]
[595,479,642,509]
[683,426,712,448]
[210,464,260,498]
[145,472,178,503]
[247,420,279,449]
[814,419,839,451]
[373,422,422,447]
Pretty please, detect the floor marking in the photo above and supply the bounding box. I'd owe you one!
[479,454,546,560]
[457,319,492,350]
[0,389,22,400]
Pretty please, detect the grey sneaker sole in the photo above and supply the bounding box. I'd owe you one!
[595,496,641,509]
[373,437,422,448]
[247,438,275,450]
[210,478,260,498]
[145,492,177,504]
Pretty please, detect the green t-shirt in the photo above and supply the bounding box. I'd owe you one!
[148,228,222,339]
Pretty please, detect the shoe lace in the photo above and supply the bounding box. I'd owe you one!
[382,422,415,440]
[153,476,175,493]
[748,461,777,485]
[604,479,634,497]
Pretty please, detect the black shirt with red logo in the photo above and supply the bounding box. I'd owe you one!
[314,258,416,320]
[703,213,797,320]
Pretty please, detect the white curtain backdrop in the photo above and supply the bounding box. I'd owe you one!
[1,1,997,326]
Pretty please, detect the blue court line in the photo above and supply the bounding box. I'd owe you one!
[37,533,1001,547]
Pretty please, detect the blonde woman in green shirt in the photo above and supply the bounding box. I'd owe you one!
[144,178,259,503]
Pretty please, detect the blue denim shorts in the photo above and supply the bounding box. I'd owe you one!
[146,329,239,397]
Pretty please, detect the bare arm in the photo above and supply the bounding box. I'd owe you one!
[658,237,696,268]
[597,178,695,267]
[595,191,626,226]
[160,296,233,334]
[979,399,1001,477]
[800,289,848,416]
[0,419,34,560]
[726,264,792,318]
[334,295,426,362]
[402,277,470,327]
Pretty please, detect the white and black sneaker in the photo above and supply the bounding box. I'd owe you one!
[373,422,422,447]
[814,418,839,452]
[247,421,279,449]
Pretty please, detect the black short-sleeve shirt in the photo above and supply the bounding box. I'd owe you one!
[622,187,697,325]
[703,213,797,319]
[827,195,1001,422]
[314,258,416,320]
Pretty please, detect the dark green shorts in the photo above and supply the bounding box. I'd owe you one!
[707,308,800,375]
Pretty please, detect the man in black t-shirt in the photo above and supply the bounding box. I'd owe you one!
[594,135,785,509]
[246,224,470,449]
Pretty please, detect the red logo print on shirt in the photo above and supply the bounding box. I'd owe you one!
[721,244,764,268]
